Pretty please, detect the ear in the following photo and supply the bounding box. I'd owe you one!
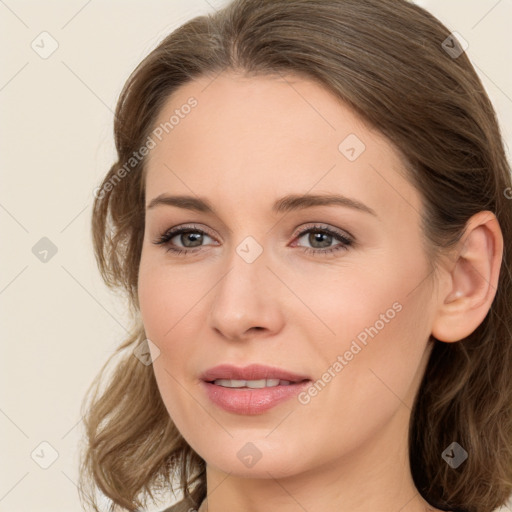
[431,210,503,343]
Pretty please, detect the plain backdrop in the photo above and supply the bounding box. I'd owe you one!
[1,1,511,511]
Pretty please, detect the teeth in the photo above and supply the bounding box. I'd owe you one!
[213,378,292,388]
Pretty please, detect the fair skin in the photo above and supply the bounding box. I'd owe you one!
[137,71,502,512]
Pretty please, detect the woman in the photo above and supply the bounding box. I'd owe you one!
[78,1,512,511]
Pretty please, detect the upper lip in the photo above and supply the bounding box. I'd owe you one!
[200,364,311,383]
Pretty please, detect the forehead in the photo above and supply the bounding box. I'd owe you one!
[148,71,368,157]
[144,71,421,221]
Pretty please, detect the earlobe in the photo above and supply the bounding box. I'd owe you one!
[431,211,503,343]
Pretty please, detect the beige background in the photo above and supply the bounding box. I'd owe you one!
[1,1,511,511]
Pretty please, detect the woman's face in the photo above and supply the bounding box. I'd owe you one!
[138,71,438,478]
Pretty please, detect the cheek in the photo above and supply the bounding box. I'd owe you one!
[137,256,212,364]
[289,285,432,466]
[138,257,200,342]
[298,250,433,425]
[138,261,202,429]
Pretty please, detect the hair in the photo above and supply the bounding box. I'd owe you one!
[78,1,512,511]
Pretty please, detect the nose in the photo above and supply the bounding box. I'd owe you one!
[207,243,285,341]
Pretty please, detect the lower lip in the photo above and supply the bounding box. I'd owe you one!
[201,380,311,415]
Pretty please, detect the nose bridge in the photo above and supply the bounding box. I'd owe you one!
[208,235,283,339]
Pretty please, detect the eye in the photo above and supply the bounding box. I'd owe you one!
[152,223,354,257]
[292,224,353,256]
[153,224,217,255]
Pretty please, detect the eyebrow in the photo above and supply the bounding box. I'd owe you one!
[146,193,377,217]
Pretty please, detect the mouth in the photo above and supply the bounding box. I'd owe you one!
[207,378,307,388]
[200,363,311,383]
[200,364,312,415]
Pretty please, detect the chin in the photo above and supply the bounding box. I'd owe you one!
[198,436,309,478]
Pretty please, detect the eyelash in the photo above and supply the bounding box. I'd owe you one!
[153,223,354,257]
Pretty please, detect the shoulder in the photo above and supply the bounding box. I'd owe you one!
[159,495,198,512]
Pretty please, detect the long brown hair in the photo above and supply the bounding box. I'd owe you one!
[79,1,512,511]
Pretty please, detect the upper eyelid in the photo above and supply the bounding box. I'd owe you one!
[165,224,218,241]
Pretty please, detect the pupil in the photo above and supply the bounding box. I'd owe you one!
[310,232,332,248]
[182,232,203,247]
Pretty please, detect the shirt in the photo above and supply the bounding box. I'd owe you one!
[160,495,207,512]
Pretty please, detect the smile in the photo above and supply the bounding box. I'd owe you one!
[212,378,292,388]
